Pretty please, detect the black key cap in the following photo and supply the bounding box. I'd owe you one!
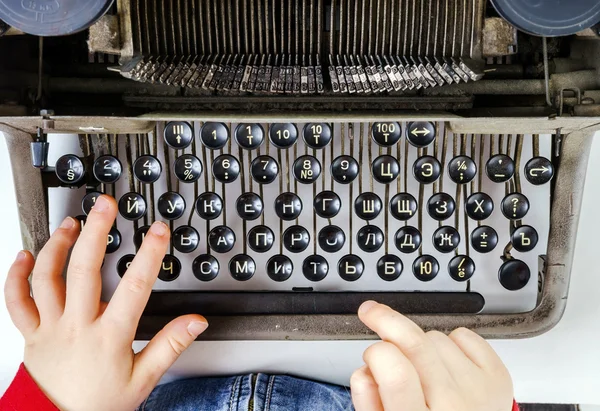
[251,155,279,184]
[314,191,342,218]
[106,226,121,254]
[208,226,236,253]
[275,192,303,220]
[173,225,200,253]
[449,255,475,282]
[413,156,441,184]
[471,226,498,253]
[201,122,229,150]
[248,225,275,253]
[133,225,150,249]
[235,123,265,150]
[499,259,530,291]
[354,192,382,220]
[164,121,194,149]
[331,155,359,184]
[236,192,263,220]
[448,155,477,184]
[338,254,364,282]
[55,154,85,184]
[117,254,135,278]
[427,192,456,221]
[118,192,147,220]
[413,255,439,282]
[525,157,554,185]
[174,154,203,183]
[82,191,102,215]
[269,123,299,149]
[213,154,240,183]
[318,225,346,253]
[195,192,223,220]
[377,255,403,281]
[511,225,538,252]
[465,192,494,221]
[283,225,310,253]
[433,226,460,253]
[75,215,86,232]
[395,226,422,253]
[267,255,294,282]
[303,255,329,282]
[486,154,515,183]
[193,254,220,282]
[303,123,332,149]
[133,155,162,184]
[390,193,417,221]
[159,255,181,282]
[158,192,186,220]
[406,121,436,147]
[93,155,122,183]
[357,225,384,252]
[501,193,529,220]
[371,122,401,146]
[229,254,256,281]
[372,155,400,184]
[293,155,321,184]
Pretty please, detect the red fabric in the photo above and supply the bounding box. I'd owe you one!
[0,364,58,411]
[513,399,520,411]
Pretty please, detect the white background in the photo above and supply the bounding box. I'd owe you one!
[1,133,600,406]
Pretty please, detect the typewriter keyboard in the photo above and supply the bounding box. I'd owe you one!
[46,120,553,314]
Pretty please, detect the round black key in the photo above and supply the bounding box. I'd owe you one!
[449,255,475,282]
[354,192,382,220]
[413,255,440,282]
[213,154,240,183]
[133,225,150,249]
[395,226,422,253]
[465,192,494,221]
[501,193,529,220]
[293,155,321,184]
[82,191,102,215]
[117,254,135,278]
[229,254,256,281]
[525,157,554,185]
[75,215,87,232]
[251,155,279,184]
[318,225,346,253]
[158,192,186,220]
[372,155,400,184]
[377,255,403,281]
[486,154,515,183]
[357,225,384,253]
[267,255,293,282]
[164,121,194,149]
[133,155,162,184]
[106,226,121,254]
[303,255,329,282]
[499,259,530,291]
[331,155,360,184]
[236,193,263,220]
[173,225,200,253]
[275,192,303,220]
[433,226,460,253]
[248,225,275,253]
[511,225,538,252]
[208,226,236,253]
[195,192,223,220]
[427,192,456,221]
[93,155,122,183]
[174,154,203,183]
[201,122,229,150]
[372,122,401,146]
[55,154,85,184]
[193,254,219,281]
[413,156,441,184]
[314,191,342,218]
[338,254,364,282]
[158,255,181,282]
[235,123,264,150]
[406,121,436,147]
[448,156,477,184]
[471,226,498,253]
[283,225,310,253]
[118,192,147,220]
[269,123,299,149]
[303,123,332,149]
[390,193,418,221]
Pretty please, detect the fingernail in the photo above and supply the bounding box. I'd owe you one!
[359,301,378,315]
[93,196,110,213]
[150,221,168,237]
[187,320,209,337]
[60,217,76,229]
[15,251,26,261]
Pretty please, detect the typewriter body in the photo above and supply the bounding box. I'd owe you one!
[0,0,599,340]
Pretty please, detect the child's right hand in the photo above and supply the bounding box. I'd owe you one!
[351,301,515,411]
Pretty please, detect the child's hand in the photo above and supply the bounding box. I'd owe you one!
[3,195,208,411]
[351,301,514,411]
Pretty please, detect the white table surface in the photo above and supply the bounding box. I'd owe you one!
[1,134,600,405]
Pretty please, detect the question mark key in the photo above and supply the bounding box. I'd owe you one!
[501,193,530,220]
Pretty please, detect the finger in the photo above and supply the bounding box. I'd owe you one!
[102,221,169,335]
[32,217,79,322]
[350,365,384,411]
[4,251,39,337]
[363,342,428,411]
[64,195,117,324]
[133,315,207,388]
[426,331,480,382]
[448,328,507,372]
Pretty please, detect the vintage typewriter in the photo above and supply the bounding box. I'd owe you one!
[1,0,599,340]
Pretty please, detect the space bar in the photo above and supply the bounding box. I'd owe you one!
[144,292,485,315]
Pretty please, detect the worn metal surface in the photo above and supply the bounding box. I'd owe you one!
[483,17,518,57]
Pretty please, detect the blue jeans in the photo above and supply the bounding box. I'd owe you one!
[137,374,354,411]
